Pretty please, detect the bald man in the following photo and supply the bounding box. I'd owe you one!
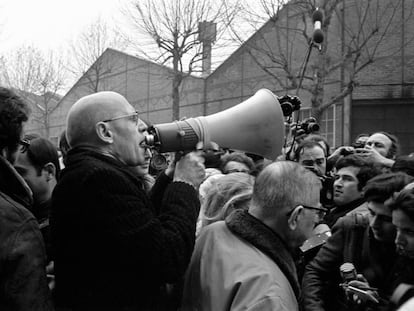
[51,92,205,310]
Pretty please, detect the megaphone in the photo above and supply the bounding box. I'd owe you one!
[145,89,285,160]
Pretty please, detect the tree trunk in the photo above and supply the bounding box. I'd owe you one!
[172,53,182,121]
[172,74,182,121]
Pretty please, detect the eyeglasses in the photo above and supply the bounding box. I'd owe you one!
[302,205,328,219]
[19,139,31,153]
[287,204,328,219]
[102,111,139,124]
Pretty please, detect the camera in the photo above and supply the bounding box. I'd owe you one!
[352,141,366,149]
[339,263,379,304]
[150,150,169,171]
[302,166,334,209]
[292,117,320,137]
[278,95,302,117]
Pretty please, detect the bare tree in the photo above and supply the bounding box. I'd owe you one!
[226,0,414,121]
[0,46,67,137]
[124,0,239,120]
[68,17,128,93]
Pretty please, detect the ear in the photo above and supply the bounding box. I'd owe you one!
[287,206,303,230]
[43,162,56,181]
[95,122,114,144]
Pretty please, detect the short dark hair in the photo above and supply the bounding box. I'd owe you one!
[220,152,255,173]
[364,172,414,203]
[0,88,29,154]
[335,154,381,191]
[388,187,414,222]
[23,134,61,180]
[304,134,331,157]
[294,140,325,162]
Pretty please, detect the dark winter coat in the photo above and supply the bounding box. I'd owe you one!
[51,147,200,310]
[0,156,53,311]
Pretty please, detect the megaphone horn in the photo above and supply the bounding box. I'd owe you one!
[145,89,285,160]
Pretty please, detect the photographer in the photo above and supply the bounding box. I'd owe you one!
[302,173,413,311]
[294,140,334,210]
[328,132,399,170]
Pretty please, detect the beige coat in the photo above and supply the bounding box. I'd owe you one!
[181,220,299,311]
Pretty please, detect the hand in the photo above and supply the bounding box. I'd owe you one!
[329,146,355,159]
[313,223,330,235]
[354,147,395,167]
[164,152,176,178]
[174,151,205,189]
[346,275,379,304]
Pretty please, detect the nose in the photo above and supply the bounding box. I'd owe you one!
[395,231,405,246]
[334,178,342,188]
[145,148,152,157]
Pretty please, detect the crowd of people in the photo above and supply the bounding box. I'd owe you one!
[1,87,414,311]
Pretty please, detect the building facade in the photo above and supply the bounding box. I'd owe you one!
[43,0,414,155]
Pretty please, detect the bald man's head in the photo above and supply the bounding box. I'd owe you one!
[66,92,131,147]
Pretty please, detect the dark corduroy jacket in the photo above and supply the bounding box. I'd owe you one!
[51,147,200,310]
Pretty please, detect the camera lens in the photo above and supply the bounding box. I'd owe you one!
[281,102,293,117]
[307,122,320,133]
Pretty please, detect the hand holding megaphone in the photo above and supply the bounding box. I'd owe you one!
[173,151,206,190]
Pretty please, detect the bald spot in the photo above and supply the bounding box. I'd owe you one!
[66,92,132,147]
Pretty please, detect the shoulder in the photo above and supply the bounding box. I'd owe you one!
[197,222,289,279]
[0,191,36,227]
[338,213,370,229]
[0,191,43,256]
[346,201,369,218]
[61,155,141,190]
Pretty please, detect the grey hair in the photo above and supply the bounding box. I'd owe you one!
[251,161,321,215]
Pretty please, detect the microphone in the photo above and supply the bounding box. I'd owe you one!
[312,9,324,44]
[340,262,357,283]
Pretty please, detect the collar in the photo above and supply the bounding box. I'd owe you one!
[32,199,50,223]
[331,197,366,215]
[225,210,300,299]
[66,146,126,168]
[0,156,33,208]
[65,146,144,188]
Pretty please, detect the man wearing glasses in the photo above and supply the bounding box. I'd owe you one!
[182,161,322,311]
[51,91,205,310]
[0,87,53,310]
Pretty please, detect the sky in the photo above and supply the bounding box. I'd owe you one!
[0,0,264,88]
[0,0,124,53]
